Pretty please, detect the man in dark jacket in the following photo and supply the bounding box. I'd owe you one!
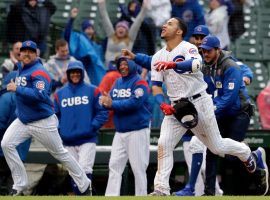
[6,0,56,56]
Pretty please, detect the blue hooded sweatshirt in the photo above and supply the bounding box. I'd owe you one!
[110,58,151,132]
[54,61,108,146]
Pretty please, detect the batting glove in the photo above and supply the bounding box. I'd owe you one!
[154,61,176,72]
[160,103,175,115]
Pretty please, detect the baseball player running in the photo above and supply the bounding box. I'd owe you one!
[174,26,256,196]
[1,41,91,196]
[146,17,266,196]
[121,25,255,196]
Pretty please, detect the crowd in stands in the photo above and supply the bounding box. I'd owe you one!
[0,0,269,196]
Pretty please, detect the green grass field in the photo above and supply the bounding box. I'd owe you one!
[0,196,270,200]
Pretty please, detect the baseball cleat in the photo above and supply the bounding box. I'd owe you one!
[172,185,195,196]
[81,183,92,196]
[216,188,224,196]
[10,189,24,196]
[244,154,256,173]
[148,190,168,196]
[252,147,269,195]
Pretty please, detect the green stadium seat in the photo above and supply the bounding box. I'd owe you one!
[256,9,270,40]
[262,39,270,60]
[241,6,258,39]
[247,97,262,130]
[51,0,74,25]
[235,38,262,61]
[267,61,270,74]
[245,61,268,98]
[259,0,270,7]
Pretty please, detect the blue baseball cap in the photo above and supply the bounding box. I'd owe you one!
[20,40,37,52]
[199,35,220,50]
[192,25,209,36]
[81,19,93,31]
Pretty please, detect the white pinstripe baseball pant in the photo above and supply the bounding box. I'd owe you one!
[65,143,96,174]
[153,93,251,194]
[105,127,150,196]
[1,115,90,193]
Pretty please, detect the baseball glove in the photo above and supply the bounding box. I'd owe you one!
[173,98,198,129]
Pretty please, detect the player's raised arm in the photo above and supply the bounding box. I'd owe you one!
[154,45,202,73]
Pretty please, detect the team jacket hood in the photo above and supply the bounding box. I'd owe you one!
[66,60,85,84]
[116,57,138,79]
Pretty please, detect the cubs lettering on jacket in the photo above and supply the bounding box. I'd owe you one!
[112,88,131,98]
[15,77,27,86]
[61,96,89,107]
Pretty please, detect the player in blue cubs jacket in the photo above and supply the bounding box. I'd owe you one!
[13,58,54,124]
[99,57,151,196]
[54,60,108,195]
[2,41,91,196]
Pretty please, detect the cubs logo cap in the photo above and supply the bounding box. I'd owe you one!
[192,25,209,36]
[20,40,37,52]
[199,35,220,50]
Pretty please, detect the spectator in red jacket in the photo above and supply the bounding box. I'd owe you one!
[99,61,121,128]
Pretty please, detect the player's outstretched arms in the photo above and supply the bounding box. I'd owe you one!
[154,59,202,73]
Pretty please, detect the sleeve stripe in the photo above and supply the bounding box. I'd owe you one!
[135,80,148,87]
[94,87,100,97]
[136,80,150,93]
[54,93,59,104]
[31,70,51,82]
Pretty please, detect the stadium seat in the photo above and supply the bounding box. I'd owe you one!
[256,9,270,40]
[262,39,270,61]
[259,0,270,7]
[235,38,262,61]
[245,61,268,98]
[249,111,262,130]
[242,6,258,39]
[51,0,73,25]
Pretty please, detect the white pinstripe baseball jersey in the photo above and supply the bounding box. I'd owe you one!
[151,41,207,102]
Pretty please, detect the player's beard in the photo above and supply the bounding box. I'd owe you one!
[204,51,219,66]
[204,59,215,66]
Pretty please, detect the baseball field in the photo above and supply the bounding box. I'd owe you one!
[1,196,270,200]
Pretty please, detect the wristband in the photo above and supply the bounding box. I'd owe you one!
[155,94,165,105]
